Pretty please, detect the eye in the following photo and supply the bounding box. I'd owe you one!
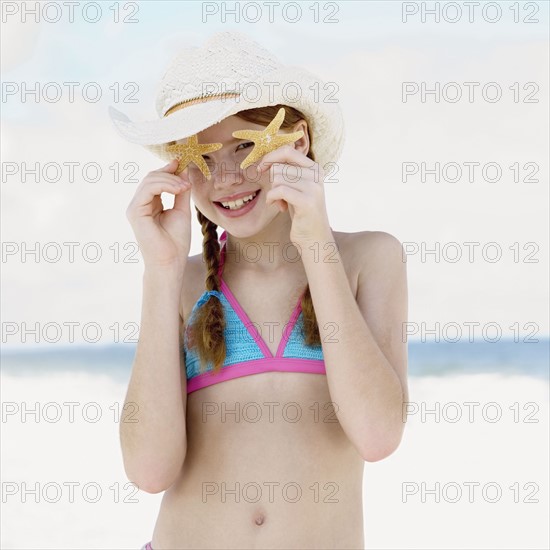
[236,142,253,151]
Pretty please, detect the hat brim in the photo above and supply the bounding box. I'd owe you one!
[108,66,345,169]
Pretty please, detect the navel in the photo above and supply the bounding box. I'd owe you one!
[254,513,266,526]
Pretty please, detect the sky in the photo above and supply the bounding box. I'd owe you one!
[1,0,549,348]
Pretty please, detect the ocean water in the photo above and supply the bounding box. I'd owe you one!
[1,340,549,549]
[2,338,549,380]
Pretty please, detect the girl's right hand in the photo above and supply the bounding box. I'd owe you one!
[126,159,192,270]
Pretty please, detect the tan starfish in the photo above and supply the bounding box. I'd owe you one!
[165,135,223,179]
[231,107,304,170]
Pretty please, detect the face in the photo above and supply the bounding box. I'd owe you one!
[181,114,308,237]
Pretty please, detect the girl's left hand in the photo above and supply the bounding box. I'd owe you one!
[257,145,332,247]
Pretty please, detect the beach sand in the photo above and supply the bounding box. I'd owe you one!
[1,370,548,549]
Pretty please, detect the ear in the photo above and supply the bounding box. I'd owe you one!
[290,119,310,157]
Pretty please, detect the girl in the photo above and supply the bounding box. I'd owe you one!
[112,32,409,550]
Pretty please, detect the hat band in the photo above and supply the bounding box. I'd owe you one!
[163,92,241,117]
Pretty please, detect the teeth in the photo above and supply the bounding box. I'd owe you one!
[220,191,257,210]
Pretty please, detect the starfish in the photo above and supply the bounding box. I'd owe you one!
[165,135,223,179]
[231,107,304,170]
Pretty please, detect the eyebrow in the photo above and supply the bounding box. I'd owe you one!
[220,136,246,145]
[200,136,249,153]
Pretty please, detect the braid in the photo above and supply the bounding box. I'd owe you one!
[300,285,322,347]
[235,105,321,348]
[186,104,323,373]
[185,208,227,374]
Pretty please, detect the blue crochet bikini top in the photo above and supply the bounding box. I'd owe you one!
[183,230,325,393]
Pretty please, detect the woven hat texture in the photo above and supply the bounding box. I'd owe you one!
[108,31,345,169]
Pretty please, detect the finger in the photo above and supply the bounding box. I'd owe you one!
[146,169,191,189]
[265,196,286,213]
[143,172,187,186]
[134,180,186,207]
[270,164,307,187]
[177,170,191,185]
[152,158,180,175]
[266,185,303,208]
[257,145,315,173]
[172,182,192,214]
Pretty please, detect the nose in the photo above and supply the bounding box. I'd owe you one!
[211,159,244,189]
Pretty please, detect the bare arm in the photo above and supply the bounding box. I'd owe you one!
[119,266,188,494]
[120,269,187,493]
[119,158,193,493]
[300,230,408,462]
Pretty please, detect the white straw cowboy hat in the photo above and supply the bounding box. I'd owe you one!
[108,31,345,170]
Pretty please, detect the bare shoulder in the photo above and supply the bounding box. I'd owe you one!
[333,229,405,278]
[337,229,403,253]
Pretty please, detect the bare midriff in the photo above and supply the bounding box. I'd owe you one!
[150,372,365,549]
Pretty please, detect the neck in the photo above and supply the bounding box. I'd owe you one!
[223,215,299,273]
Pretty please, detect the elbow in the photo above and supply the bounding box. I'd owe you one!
[361,396,407,462]
[132,476,173,495]
[360,428,405,463]
[122,446,187,494]
[124,463,181,494]
[361,444,398,463]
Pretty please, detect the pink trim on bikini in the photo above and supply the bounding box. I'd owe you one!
[277,297,304,357]
[187,358,326,393]
[217,230,306,359]
[184,229,325,395]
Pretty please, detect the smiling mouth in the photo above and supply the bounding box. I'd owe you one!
[214,190,260,210]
